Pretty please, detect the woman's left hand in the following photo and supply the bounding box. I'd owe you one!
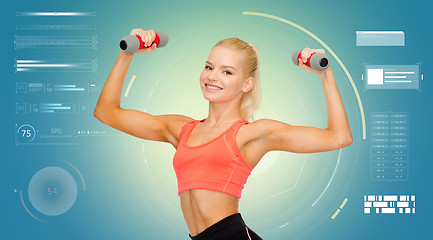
[297,47,329,77]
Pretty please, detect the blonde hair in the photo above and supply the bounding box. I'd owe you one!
[213,38,261,121]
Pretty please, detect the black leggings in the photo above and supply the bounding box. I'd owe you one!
[188,213,263,240]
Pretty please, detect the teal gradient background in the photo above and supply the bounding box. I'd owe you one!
[2,0,432,239]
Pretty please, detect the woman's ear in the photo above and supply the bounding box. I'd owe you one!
[243,77,254,92]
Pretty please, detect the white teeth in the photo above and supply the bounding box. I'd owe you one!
[206,84,222,90]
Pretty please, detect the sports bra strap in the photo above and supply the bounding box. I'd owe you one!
[178,119,200,144]
[225,119,249,149]
[179,118,248,145]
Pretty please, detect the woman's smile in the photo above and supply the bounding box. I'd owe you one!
[205,83,223,91]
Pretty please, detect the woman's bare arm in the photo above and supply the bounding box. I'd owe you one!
[94,50,135,112]
[93,29,193,145]
[257,48,352,154]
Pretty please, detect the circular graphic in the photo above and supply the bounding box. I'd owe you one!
[28,166,77,216]
[17,124,36,143]
[123,16,361,239]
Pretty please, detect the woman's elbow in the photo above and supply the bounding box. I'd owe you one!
[93,107,112,125]
[340,136,353,148]
[93,108,103,121]
[334,133,353,149]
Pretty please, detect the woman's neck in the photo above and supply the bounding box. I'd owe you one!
[206,101,243,126]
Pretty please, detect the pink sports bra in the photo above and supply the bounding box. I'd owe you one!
[173,118,253,199]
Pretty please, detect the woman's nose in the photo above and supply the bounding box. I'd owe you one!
[208,70,218,81]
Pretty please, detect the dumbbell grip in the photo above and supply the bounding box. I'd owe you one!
[297,52,314,67]
[135,34,161,49]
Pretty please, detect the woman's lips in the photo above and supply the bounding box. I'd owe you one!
[205,84,223,91]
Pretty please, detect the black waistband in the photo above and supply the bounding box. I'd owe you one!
[189,213,246,240]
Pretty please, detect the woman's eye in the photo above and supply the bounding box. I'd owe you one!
[204,66,230,75]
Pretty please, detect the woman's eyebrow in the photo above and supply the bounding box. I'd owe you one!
[206,61,236,71]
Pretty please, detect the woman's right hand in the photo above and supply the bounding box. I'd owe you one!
[129,28,158,55]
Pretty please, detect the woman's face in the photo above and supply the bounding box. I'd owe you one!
[200,46,253,103]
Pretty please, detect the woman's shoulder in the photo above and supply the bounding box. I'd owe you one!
[239,118,274,141]
[247,118,291,127]
[157,114,196,148]
[242,118,294,141]
[161,114,196,129]
[244,118,273,128]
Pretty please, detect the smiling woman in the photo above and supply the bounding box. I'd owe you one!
[93,28,351,240]
[201,38,261,122]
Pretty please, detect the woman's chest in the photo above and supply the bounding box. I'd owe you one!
[186,123,250,147]
[185,124,264,169]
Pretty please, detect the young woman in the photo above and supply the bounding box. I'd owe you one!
[94,28,352,240]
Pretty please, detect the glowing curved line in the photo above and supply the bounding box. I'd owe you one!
[258,155,308,202]
[124,75,136,98]
[19,191,47,223]
[331,198,349,220]
[339,198,348,209]
[331,209,341,219]
[61,160,86,191]
[312,149,342,206]
[242,11,366,139]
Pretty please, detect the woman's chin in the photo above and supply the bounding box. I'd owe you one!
[203,94,224,103]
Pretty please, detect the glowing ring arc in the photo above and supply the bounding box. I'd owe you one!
[242,11,366,139]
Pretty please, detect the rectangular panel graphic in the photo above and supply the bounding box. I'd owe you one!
[16,12,96,17]
[371,112,409,181]
[365,65,420,89]
[15,59,97,72]
[356,31,404,46]
[15,122,124,145]
[16,25,96,30]
[15,35,97,49]
[16,82,100,94]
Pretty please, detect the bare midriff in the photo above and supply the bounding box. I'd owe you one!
[180,189,240,237]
